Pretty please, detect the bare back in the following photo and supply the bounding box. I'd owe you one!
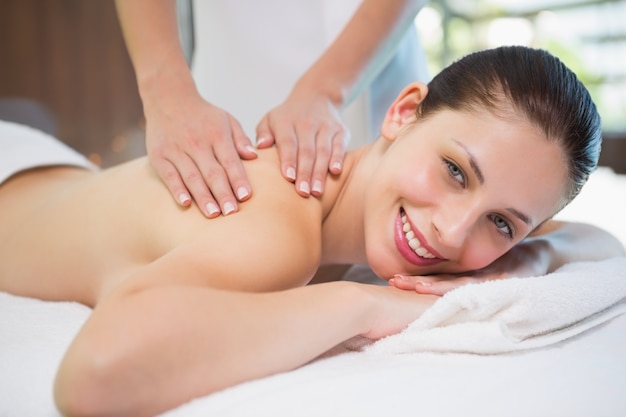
[0,149,330,306]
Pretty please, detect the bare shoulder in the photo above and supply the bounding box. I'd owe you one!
[106,149,325,299]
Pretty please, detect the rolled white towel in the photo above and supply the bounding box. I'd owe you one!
[0,119,97,184]
[367,257,626,354]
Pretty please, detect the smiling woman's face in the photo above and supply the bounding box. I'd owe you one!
[364,108,569,279]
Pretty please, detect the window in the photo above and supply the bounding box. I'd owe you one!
[416,0,626,134]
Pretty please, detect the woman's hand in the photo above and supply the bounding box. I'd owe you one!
[144,92,258,218]
[359,285,438,340]
[255,87,349,198]
[389,239,552,296]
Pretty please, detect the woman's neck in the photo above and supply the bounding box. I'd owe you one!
[319,138,389,265]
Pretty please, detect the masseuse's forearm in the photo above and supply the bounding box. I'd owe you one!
[531,220,625,272]
[54,282,376,417]
[115,0,196,104]
[297,0,425,107]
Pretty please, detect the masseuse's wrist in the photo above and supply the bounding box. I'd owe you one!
[137,64,199,116]
[293,70,348,109]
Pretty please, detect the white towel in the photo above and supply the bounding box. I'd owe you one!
[367,257,626,354]
[0,119,97,184]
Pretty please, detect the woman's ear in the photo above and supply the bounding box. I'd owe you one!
[380,82,428,141]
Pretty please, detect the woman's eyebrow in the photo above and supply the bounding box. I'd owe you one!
[451,138,484,185]
[451,138,533,227]
[506,207,532,227]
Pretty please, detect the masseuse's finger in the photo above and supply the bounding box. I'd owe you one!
[191,148,248,217]
[171,152,226,218]
[230,115,259,162]
[256,115,300,193]
[208,119,256,209]
[309,125,348,196]
[328,128,348,176]
[293,124,317,197]
[305,125,331,197]
[255,115,276,149]
[151,155,193,208]
[220,114,255,201]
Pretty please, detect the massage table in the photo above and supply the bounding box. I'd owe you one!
[1,164,625,417]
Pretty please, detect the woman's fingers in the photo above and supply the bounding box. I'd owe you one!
[389,274,479,296]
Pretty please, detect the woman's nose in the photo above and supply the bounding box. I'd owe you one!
[432,203,477,249]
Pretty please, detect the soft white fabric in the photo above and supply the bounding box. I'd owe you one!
[162,314,626,417]
[555,166,626,249]
[190,0,430,144]
[0,119,97,184]
[1,258,624,416]
[1,121,625,416]
[368,258,626,354]
[0,293,89,417]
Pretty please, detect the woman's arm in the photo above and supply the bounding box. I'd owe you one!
[54,278,435,417]
[526,220,625,270]
[390,221,626,295]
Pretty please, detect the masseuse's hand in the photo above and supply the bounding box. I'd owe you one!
[389,239,552,296]
[145,92,258,218]
[256,86,349,197]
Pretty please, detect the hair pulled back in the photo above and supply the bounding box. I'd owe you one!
[419,46,601,204]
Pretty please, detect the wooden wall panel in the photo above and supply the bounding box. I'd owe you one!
[0,0,624,173]
[0,0,145,167]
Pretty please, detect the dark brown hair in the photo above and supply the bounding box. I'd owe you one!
[419,46,601,205]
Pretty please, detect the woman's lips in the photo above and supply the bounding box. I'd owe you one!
[394,208,443,267]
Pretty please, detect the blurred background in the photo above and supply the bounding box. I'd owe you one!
[0,0,624,171]
[0,0,144,167]
[415,0,626,171]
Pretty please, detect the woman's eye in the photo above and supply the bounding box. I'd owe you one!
[445,160,466,187]
[490,214,514,239]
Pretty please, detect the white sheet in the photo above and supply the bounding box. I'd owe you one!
[163,314,626,417]
[0,120,97,183]
[1,166,625,417]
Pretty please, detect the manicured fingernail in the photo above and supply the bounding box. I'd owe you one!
[286,167,296,181]
[298,181,310,194]
[206,202,220,215]
[312,180,322,194]
[331,161,342,172]
[257,136,271,146]
[418,280,431,287]
[179,193,191,205]
[223,202,235,215]
[394,274,407,281]
[237,187,249,200]
[245,145,257,154]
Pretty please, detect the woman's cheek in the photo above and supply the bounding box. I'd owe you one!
[460,243,503,271]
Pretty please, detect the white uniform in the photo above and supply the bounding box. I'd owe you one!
[189,0,429,147]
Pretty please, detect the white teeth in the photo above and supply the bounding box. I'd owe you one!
[401,212,436,259]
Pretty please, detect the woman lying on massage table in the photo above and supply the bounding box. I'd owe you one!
[0,46,623,417]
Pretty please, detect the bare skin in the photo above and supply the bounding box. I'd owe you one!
[0,83,623,416]
[0,147,438,416]
[116,0,425,215]
[0,148,334,305]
